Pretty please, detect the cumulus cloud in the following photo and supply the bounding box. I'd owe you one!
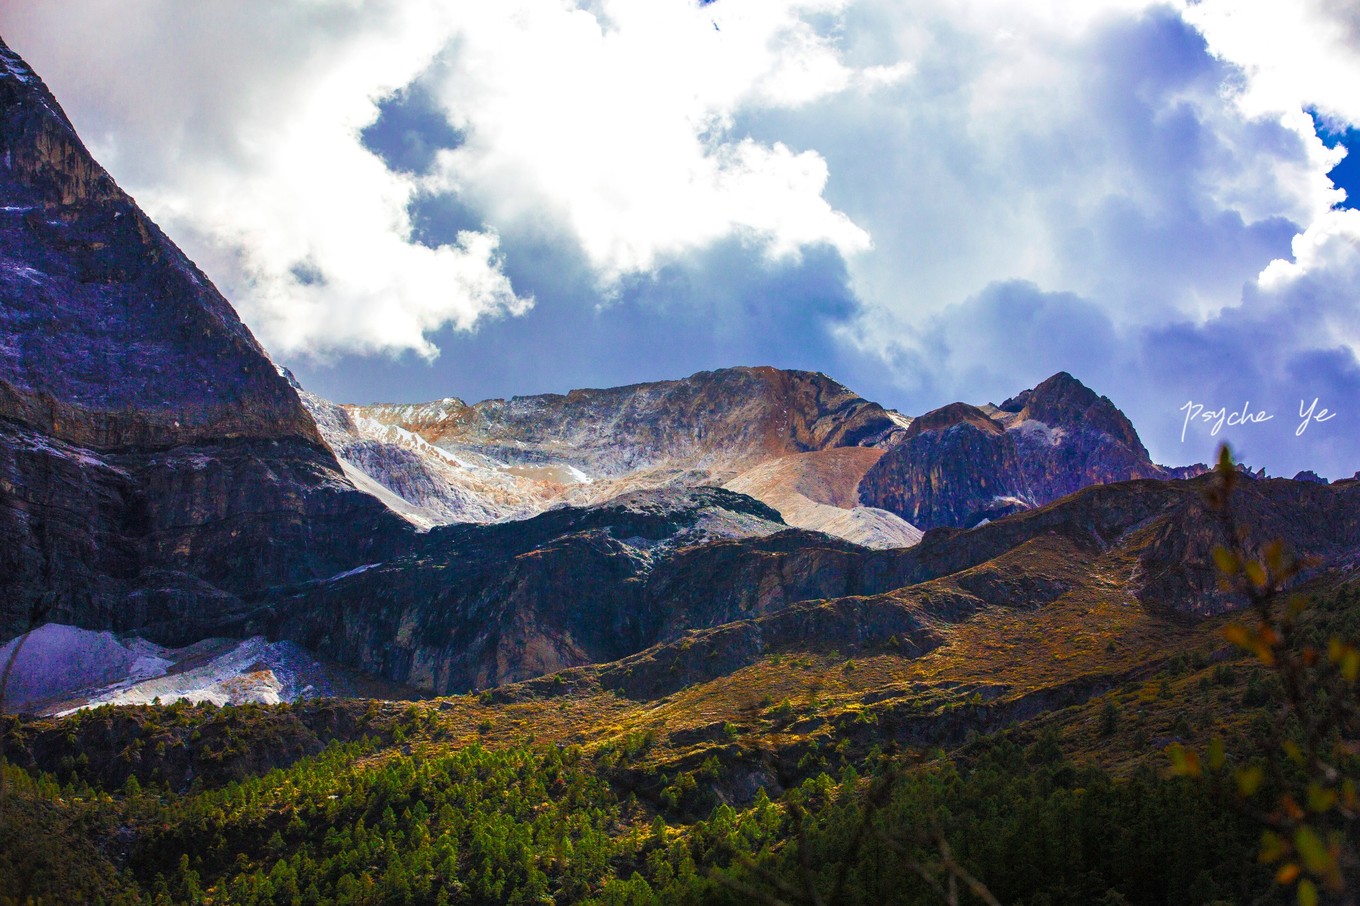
[415,0,878,283]
[0,0,888,357]
[1183,0,1360,126]
[2,1,1357,475]
[803,2,1337,342]
[2,2,535,360]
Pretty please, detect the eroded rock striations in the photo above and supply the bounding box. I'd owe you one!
[306,365,923,546]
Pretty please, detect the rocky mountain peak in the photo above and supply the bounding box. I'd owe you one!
[1001,371,1147,457]
[0,36,321,451]
[0,38,400,641]
[903,401,1004,440]
[319,364,916,542]
[860,373,1173,530]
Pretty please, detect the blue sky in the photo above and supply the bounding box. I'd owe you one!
[2,1,1358,477]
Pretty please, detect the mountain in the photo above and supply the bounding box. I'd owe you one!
[259,487,791,691]
[239,472,1360,695]
[6,35,1360,904]
[0,39,315,451]
[0,37,409,641]
[302,365,923,547]
[0,623,407,715]
[858,371,1203,529]
[302,368,1199,546]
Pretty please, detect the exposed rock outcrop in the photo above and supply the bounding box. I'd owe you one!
[0,38,407,639]
[312,366,916,541]
[251,472,1360,694]
[859,372,1204,530]
[0,38,319,451]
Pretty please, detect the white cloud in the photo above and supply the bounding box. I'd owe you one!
[0,0,893,357]
[418,0,877,283]
[791,0,1354,388]
[1182,0,1360,126]
[3,0,1357,477]
[1257,208,1360,354]
[1,1,530,360]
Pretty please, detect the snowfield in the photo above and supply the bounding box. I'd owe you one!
[1,624,378,715]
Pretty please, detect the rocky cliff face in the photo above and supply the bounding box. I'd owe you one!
[857,402,1032,530]
[0,38,318,451]
[858,372,1202,530]
[257,487,791,692]
[0,38,406,640]
[249,471,1360,695]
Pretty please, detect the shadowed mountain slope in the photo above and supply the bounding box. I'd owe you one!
[0,37,409,639]
[249,472,1360,695]
[859,372,1205,529]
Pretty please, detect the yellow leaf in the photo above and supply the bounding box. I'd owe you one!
[1208,738,1225,771]
[1343,651,1360,684]
[1294,826,1333,875]
[1217,444,1235,474]
[1213,546,1241,576]
[1298,878,1318,906]
[1223,624,1252,649]
[1328,637,1346,664]
[1276,862,1301,885]
[1168,744,1201,777]
[1237,765,1265,797]
[1307,784,1337,813]
[1245,560,1268,590]
[1260,830,1287,863]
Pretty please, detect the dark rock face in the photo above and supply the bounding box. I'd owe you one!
[0,39,407,639]
[0,38,319,451]
[246,467,1360,695]
[489,475,1360,701]
[859,372,1196,530]
[857,402,1031,529]
[0,418,407,643]
[999,372,1164,503]
[257,488,791,692]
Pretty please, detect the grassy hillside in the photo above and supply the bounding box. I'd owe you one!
[7,576,1355,904]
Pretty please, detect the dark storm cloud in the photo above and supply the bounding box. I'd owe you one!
[871,276,1360,480]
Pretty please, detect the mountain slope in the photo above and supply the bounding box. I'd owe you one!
[724,447,923,549]
[0,36,409,640]
[858,372,1205,529]
[0,38,317,451]
[245,471,1360,695]
[300,366,923,546]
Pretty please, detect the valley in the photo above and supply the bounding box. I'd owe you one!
[0,30,1357,906]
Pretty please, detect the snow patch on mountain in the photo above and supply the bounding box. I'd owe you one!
[1,624,383,715]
